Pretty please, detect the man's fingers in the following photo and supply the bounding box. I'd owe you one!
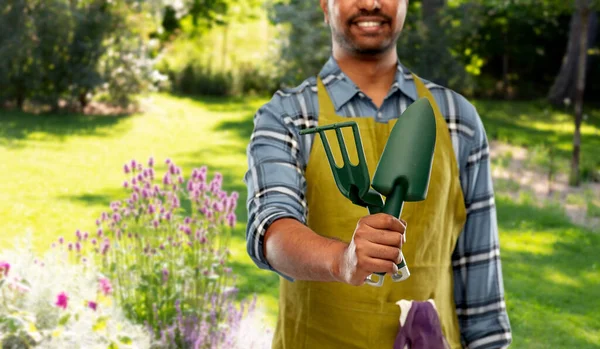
[363,240,403,264]
[361,256,398,275]
[361,225,404,248]
[362,213,406,233]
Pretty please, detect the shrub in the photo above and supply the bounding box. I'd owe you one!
[60,158,252,347]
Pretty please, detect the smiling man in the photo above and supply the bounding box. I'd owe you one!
[244,0,512,348]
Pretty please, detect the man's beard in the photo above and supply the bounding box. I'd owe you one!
[331,26,398,56]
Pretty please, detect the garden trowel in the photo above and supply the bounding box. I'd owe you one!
[300,98,437,287]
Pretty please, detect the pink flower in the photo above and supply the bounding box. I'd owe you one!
[87,301,98,311]
[55,292,69,309]
[0,261,10,277]
[227,213,236,228]
[99,277,113,296]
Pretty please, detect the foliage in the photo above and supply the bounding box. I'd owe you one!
[266,0,331,87]
[266,0,600,99]
[0,243,151,348]
[169,63,236,96]
[0,0,166,111]
[59,158,247,346]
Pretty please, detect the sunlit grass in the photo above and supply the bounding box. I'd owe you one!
[0,93,279,327]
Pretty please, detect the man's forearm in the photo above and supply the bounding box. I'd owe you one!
[263,218,348,282]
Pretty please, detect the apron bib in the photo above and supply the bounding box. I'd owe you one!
[272,74,467,349]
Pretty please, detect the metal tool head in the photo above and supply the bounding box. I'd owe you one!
[372,98,437,203]
[300,121,384,209]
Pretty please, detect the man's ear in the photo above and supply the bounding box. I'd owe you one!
[320,0,329,24]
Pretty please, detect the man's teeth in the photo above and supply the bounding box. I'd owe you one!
[357,22,382,28]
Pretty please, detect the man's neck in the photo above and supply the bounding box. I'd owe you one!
[333,47,398,108]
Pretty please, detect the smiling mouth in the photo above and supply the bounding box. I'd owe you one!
[356,21,384,28]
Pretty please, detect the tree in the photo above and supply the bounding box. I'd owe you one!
[547,5,598,106]
[545,0,599,185]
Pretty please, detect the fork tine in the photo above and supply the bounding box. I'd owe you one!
[319,130,340,170]
[335,127,352,166]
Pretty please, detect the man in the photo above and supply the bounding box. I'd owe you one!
[244,0,512,348]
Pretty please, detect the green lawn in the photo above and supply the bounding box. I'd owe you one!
[474,100,600,179]
[1,94,599,347]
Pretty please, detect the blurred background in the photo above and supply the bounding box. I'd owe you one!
[0,0,599,347]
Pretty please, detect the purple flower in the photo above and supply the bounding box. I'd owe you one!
[99,277,113,296]
[58,236,64,244]
[153,220,159,229]
[97,229,103,237]
[162,268,169,283]
[226,213,236,227]
[76,230,82,240]
[163,174,171,185]
[0,261,10,277]
[83,231,89,240]
[148,157,154,167]
[165,158,171,164]
[165,212,172,221]
[169,163,176,175]
[112,213,121,223]
[101,239,110,255]
[55,292,69,309]
[212,201,224,213]
[88,301,98,311]
[132,177,137,185]
[75,242,81,253]
[123,181,129,189]
[124,164,130,174]
[148,204,155,214]
[131,160,137,171]
[91,238,97,245]
[68,243,73,251]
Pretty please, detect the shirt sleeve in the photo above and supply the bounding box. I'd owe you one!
[453,104,513,348]
[244,95,307,282]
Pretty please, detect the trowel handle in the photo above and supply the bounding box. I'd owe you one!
[365,185,410,286]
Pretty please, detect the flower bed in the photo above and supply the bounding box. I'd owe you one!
[1,159,272,348]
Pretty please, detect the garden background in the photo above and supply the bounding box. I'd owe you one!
[1,0,599,348]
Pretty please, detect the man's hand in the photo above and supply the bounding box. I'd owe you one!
[334,214,406,286]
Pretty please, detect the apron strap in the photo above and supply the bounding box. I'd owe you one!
[317,76,337,117]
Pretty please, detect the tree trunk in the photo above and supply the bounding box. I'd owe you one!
[548,5,597,106]
[570,0,591,187]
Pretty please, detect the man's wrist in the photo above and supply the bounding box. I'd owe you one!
[328,239,348,283]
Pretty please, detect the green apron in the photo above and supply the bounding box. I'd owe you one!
[271,74,467,349]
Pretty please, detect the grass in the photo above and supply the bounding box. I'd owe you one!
[474,100,600,180]
[1,94,599,346]
[0,93,280,325]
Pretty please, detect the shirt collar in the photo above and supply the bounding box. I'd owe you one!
[317,56,418,112]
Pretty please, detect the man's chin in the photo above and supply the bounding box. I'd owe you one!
[351,42,393,56]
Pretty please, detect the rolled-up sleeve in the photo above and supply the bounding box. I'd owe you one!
[244,95,307,282]
[453,104,512,348]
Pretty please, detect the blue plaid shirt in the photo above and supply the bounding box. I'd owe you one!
[244,57,512,349]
